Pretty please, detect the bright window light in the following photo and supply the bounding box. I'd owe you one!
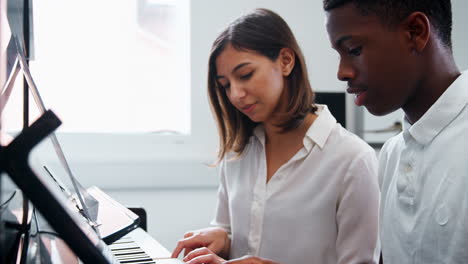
[6,0,191,134]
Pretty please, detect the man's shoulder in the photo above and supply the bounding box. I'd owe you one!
[379,132,404,157]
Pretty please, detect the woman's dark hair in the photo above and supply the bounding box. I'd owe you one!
[208,8,317,161]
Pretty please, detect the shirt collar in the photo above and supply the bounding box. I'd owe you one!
[404,70,468,145]
[253,124,265,146]
[304,104,336,150]
[253,104,336,151]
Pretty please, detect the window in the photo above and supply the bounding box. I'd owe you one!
[5,0,191,134]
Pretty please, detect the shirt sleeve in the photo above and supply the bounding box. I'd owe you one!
[336,149,381,264]
[210,158,232,235]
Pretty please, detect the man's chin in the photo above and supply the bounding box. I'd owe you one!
[365,104,398,116]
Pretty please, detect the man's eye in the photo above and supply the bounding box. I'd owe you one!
[348,46,362,56]
[240,72,253,80]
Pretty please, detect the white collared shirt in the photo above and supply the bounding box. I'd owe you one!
[212,105,380,264]
[379,71,468,263]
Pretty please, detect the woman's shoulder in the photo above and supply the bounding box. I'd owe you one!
[222,138,258,165]
[324,125,378,181]
[326,124,375,156]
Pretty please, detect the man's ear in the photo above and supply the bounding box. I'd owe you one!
[278,48,295,76]
[403,12,431,53]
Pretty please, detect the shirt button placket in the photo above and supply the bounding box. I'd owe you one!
[249,187,265,255]
[397,146,416,205]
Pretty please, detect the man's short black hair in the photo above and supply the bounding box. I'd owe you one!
[323,0,453,49]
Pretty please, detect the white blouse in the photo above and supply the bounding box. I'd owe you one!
[211,105,380,264]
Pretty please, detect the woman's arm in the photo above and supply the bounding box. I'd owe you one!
[336,150,380,264]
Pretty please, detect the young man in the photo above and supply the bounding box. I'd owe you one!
[325,0,468,263]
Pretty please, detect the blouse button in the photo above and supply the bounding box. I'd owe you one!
[404,164,413,173]
[396,174,409,193]
[435,204,449,226]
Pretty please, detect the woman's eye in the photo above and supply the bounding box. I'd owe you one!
[217,79,229,89]
[348,46,362,56]
[240,71,253,80]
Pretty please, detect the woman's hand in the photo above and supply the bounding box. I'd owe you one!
[223,256,281,264]
[183,247,226,264]
[171,227,230,259]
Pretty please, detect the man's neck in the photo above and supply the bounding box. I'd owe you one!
[403,51,461,124]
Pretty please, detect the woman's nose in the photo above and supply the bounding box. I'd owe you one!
[229,82,247,100]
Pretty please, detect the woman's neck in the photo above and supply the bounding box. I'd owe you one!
[264,113,316,146]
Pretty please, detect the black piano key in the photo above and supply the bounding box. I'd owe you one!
[112,247,141,251]
[114,251,147,256]
[119,258,155,264]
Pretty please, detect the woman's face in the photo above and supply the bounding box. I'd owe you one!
[215,44,290,124]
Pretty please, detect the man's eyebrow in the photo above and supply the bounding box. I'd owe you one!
[216,62,251,79]
[335,35,352,47]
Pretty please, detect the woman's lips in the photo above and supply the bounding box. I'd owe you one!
[242,103,256,113]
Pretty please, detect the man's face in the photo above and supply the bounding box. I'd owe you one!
[326,3,419,116]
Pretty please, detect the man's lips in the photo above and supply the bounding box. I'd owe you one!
[346,86,368,95]
[347,87,369,106]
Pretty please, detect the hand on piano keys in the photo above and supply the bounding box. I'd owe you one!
[171,227,230,260]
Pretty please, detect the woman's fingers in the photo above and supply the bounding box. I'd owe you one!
[184,247,224,264]
[171,232,201,258]
[184,247,212,261]
[171,227,229,258]
[186,254,223,264]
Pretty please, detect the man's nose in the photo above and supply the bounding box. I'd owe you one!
[337,58,356,82]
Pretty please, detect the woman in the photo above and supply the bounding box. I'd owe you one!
[172,8,380,264]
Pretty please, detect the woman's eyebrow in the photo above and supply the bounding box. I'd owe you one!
[216,62,252,79]
[232,62,251,74]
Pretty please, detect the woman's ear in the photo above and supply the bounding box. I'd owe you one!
[279,48,295,76]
